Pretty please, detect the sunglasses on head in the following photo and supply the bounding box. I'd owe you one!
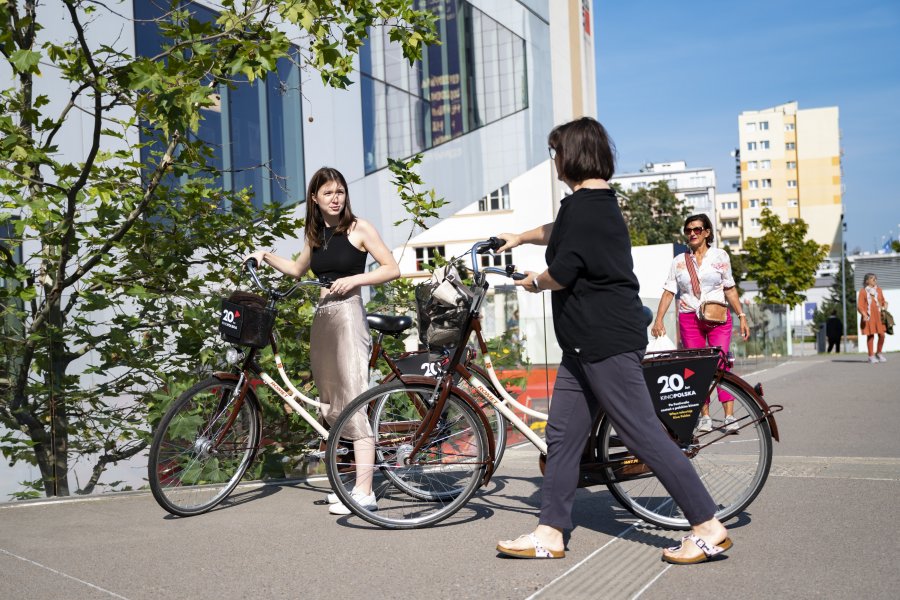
[684,226,706,234]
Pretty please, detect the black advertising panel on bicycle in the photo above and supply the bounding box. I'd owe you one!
[219,291,275,348]
[219,299,245,338]
[641,350,720,444]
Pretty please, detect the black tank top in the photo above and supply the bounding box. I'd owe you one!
[310,228,367,280]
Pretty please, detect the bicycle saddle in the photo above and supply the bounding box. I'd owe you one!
[367,314,414,334]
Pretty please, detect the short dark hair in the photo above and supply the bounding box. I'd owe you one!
[684,214,714,247]
[547,117,616,182]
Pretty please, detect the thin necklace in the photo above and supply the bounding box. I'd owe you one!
[322,226,336,251]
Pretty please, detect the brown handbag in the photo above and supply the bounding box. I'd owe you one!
[684,251,729,325]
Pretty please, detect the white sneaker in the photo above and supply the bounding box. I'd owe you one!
[328,490,377,515]
[326,492,339,504]
[697,415,712,433]
[724,415,739,433]
[876,353,887,363]
[868,356,878,364]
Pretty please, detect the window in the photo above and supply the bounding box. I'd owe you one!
[745,122,757,131]
[415,246,446,271]
[749,199,759,208]
[760,140,770,149]
[788,199,798,207]
[748,180,759,189]
[723,219,739,228]
[787,161,796,169]
[479,185,510,211]
[788,218,798,224]
[785,123,795,131]
[134,0,305,210]
[747,141,757,151]
[760,159,770,169]
[750,218,761,227]
[721,201,738,210]
[787,180,797,188]
[360,1,528,173]
[630,182,648,192]
[761,178,772,188]
[759,121,769,130]
[786,142,796,150]
[761,198,772,207]
[480,250,512,269]
[747,161,757,171]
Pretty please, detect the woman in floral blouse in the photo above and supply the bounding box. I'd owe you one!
[651,214,750,432]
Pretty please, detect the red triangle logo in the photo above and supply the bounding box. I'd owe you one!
[234,310,241,318]
[684,367,695,379]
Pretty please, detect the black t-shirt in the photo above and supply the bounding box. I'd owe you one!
[546,188,648,361]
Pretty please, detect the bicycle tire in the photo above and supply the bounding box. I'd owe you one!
[148,376,260,517]
[325,381,489,529]
[596,377,773,530]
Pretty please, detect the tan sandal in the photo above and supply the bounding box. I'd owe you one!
[497,533,565,559]
[662,534,733,564]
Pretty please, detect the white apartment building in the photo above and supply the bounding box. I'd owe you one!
[611,161,718,229]
[717,191,743,250]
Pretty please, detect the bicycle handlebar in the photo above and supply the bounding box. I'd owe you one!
[242,258,332,300]
[468,238,526,281]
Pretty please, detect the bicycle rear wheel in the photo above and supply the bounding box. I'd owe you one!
[148,377,260,517]
[596,377,772,529]
[325,381,489,529]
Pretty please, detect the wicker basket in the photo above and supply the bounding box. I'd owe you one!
[219,291,275,348]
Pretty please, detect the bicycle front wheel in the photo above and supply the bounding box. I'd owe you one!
[148,377,260,517]
[596,377,773,529]
[325,382,489,529]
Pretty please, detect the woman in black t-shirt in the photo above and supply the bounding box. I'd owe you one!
[246,167,399,516]
[495,117,731,565]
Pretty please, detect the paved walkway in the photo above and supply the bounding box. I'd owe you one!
[2,354,899,599]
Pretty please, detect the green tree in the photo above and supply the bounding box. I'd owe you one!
[892,239,900,253]
[0,0,437,498]
[743,209,829,307]
[614,181,692,246]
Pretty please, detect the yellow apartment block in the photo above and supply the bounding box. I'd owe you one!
[737,101,842,257]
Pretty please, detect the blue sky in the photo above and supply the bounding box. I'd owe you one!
[594,0,900,253]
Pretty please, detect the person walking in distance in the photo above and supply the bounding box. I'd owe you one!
[494,117,732,564]
[825,310,843,353]
[858,273,888,363]
[246,167,400,514]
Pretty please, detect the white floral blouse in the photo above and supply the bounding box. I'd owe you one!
[662,246,736,314]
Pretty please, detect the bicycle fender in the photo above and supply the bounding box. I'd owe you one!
[395,374,497,485]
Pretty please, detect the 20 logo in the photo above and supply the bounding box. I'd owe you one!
[657,373,685,394]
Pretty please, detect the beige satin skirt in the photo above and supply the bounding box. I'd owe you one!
[310,294,373,440]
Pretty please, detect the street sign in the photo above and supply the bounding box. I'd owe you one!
[804,302,817,321]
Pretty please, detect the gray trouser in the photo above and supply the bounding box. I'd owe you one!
[539,351,717,530]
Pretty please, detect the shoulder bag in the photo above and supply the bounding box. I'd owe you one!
[684,252,728,325]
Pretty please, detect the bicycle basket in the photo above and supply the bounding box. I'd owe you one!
[219,290,275,348]
[415,273,473,350]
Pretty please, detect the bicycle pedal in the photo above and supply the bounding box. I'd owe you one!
[308,447,349,459]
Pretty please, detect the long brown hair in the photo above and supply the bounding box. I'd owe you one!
[304,167,357,249]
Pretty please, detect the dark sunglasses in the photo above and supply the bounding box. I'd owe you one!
[684,226,706,234]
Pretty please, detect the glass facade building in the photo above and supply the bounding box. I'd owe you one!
[360,0,528,173]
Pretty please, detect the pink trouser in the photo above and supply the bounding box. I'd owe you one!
[678,312,734,403]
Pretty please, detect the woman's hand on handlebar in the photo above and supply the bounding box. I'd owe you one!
[516,271,541,294]
[244,250,267,268]
[496,233,521,253]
